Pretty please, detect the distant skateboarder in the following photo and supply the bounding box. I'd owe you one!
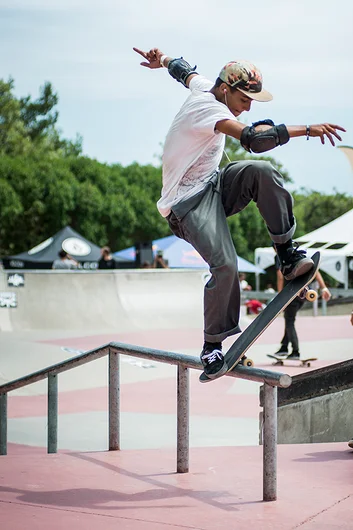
[134,45,345,379]
[273,258,332,360]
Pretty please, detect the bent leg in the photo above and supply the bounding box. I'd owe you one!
[221,160,296,244]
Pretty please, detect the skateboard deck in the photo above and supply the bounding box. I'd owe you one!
[267,354,318,367]
[200,251,320,383]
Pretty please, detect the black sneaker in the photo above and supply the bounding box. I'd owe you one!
[286,352,300,360]
[274,346,288,359]
[200,346,227,379]
[275,351,289,359]
[277,243,314,281]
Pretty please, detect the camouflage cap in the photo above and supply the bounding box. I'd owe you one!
[219,60,273,102]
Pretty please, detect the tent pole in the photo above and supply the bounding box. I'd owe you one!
[344,258,349,290]
[255,273,260,291]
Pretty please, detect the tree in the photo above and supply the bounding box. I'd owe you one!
[0,77,82,158]
[292,189,353,237]
[20,82,58,142]
[0,78,30,156]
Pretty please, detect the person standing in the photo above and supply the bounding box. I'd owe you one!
[52,250,79,270]
[274,266,331,360]
[134,46,345,380]
[98,247,116,270]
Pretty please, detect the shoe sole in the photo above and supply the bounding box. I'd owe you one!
[284,258,314,281]
[200,362,228,383]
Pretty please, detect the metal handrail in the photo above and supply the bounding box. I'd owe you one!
[0,341,292,502]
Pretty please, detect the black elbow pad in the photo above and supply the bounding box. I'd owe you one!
[241,123,290,153]
[167,57,198,87]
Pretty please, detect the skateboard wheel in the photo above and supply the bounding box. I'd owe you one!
[306,289,317,302]
[307,362,311,367]
[243,358,254,367]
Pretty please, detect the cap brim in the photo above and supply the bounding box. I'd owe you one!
[237,87,273,102]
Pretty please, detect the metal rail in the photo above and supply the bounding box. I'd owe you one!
[0,341,292,502]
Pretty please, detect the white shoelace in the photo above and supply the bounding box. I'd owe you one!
[202,349,223,364]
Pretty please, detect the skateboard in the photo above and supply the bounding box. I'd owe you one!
[267,354,318,367]
[199,251,320,383]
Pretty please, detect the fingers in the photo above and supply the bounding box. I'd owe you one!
[326,124,343,142]
[133,47,147,59]
[329,124,346,132]
[323,124,343,146]
[311,123,346,147]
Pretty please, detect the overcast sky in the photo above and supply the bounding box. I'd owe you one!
[1,0,353,195]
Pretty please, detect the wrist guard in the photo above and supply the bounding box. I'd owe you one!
[240,120,290,153]
[168,57,198,88]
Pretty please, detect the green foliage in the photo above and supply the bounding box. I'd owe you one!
[292,189,353,237]
[20,82,59,142]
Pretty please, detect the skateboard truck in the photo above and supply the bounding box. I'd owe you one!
[299,286,317,302]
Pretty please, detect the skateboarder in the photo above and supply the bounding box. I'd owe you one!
[134,46,345,379]
[274,260,332,360]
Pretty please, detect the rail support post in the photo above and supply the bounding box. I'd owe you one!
[263,383,277,501]
[109,348,120,450]
[177,365,189,473]
[48,373,58,453]
[0,393,7,455]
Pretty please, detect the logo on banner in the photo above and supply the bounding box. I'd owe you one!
[7,273,25,287]
[62,238,91,257]
[0,292,17,308]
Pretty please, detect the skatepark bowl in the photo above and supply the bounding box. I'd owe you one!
[0,268,352,529]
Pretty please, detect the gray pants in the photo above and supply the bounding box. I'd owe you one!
[167,160,296,343]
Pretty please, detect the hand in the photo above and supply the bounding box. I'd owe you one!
[321,287,331,301]
[308,123,346,146]
[133,47,164,69]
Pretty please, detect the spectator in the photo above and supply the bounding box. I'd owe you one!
[153,250,169,269]
[245,298,265,315]
[52,250,78,270]
[239,273,252,291]
[98,246,116,270]
[264,283,276,294]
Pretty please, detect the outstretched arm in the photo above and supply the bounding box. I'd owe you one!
[133,47,199,88]
[216,119,346,151]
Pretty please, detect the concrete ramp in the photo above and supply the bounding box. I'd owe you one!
[0,269,207,332]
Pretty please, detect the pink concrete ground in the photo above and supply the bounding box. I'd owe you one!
[1,443,352,529]
[2,314,352,528]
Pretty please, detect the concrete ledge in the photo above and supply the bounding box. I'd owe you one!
[277,387,353,444]
[260,359,353,407]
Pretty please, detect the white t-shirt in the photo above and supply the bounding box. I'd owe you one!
[157,76,237,217]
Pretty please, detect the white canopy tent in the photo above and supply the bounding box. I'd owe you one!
[255,209,353,288]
